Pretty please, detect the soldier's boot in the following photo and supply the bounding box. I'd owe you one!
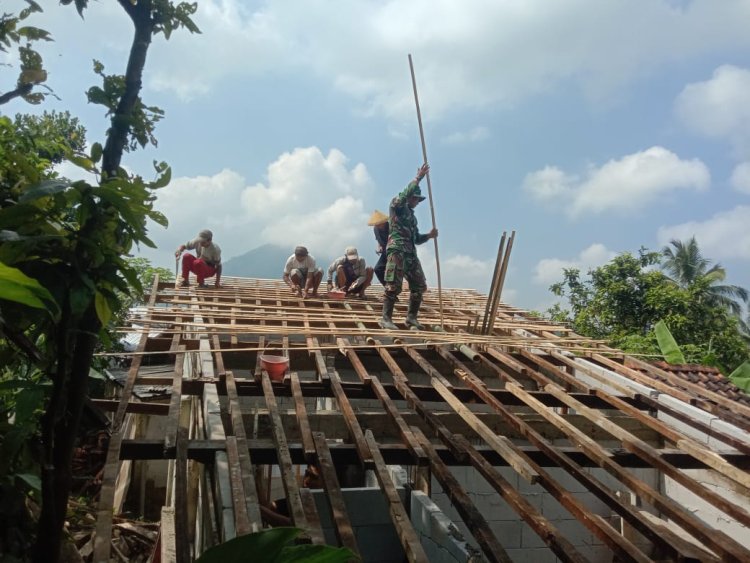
[405,295,426,330]
[378,295,398,330]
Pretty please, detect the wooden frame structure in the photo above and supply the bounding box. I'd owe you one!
[91,276,750,562]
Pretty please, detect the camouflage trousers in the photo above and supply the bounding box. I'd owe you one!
[384,251,427,300]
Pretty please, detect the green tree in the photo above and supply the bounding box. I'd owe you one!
[662,237,749,317]
[13,110,87,164]
[0,1,199,561]
[549,248,747,372]
[0,1,53,105]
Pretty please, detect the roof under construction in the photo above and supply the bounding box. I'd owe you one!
[91,276,750,562]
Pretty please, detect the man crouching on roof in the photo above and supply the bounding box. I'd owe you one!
[326,246,374,299]
[283,245,323,298]
[175,229,222,289]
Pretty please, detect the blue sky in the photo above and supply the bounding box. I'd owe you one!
[4,0,750,311]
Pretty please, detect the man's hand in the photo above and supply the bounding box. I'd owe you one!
[327,281,333,292]
[376,244,383,254]
[415,162,429,182]
[174,244,185,258]
[428,228,438,239]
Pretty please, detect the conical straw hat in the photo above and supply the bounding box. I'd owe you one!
[367,210,388,226]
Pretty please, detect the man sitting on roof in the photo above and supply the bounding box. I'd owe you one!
[175,229,222,289]
[283,245,323,298]
[326,246,374,299]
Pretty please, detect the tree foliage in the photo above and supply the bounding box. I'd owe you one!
[548,248,748,372]
[662,237,749,318]
[0,1,199,561]
[0,0,54,106]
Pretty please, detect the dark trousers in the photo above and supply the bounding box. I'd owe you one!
[374,252,387,285]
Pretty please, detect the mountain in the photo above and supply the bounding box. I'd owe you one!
[222,243,333,280]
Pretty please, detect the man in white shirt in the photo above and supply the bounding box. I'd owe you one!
[326,246,374,299]
[175,229,222,288]
[283,245,323,298]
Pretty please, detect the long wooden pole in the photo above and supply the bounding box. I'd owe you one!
[408,53,444,327]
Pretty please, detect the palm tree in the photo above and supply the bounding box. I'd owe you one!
[661,237,749,317]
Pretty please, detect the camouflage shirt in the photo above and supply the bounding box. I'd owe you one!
[386,180,430,254]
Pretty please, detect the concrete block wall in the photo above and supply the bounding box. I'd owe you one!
[410,491,481,563]
[426,465,659,562]
[312,487,407,563]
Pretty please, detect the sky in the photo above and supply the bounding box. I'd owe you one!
[3,0,750,312]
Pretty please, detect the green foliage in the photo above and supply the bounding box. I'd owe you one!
[654,320,686,364]
[14,111,87,164]
[195,527,356,563]
[662,237,749,318]
[88,60,165,152]
[547,248,748,372]
[0,0,54,105]
[729,362,750,392]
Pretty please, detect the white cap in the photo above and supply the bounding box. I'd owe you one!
[345,246,359,260]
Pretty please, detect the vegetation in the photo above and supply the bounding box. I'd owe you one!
[195,527,356,563]
[0,1,198,561]
[548,244,749,373]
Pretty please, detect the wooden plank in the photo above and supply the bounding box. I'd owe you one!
[299,488,327,545]
[164,347,185,456]
[261,372,309,530]
[174,427,190,563]
[223,370,263,531]
[544,383,750,526]
[438,346,681,560]
[326,367,373,468]
[313,432,360,555]
[405,346,539,483]
[344,346,427,465]
[451,433,589,563]
[364,431,429,562]
[412,428,512,563]
[225,436,252,535]
[290,372,316,462]
[505,381,750,562]
[511,349,750,515]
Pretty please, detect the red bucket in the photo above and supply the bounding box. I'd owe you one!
[259,354,289,382]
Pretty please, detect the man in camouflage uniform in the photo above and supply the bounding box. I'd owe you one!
[379,163,438,330]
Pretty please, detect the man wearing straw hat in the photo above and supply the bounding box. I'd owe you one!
[174,229,222,288]
[368,210,389,285]
[326,246,374,299]
[379,163,437,330]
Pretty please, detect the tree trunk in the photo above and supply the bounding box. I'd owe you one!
[33,305,101,562]
[102,4,154,177]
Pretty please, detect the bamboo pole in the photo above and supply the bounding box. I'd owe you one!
[408,53,444,327]
[486,230,515,335]
[481,232,507,335]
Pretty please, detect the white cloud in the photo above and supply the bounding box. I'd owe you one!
[730,162,750,195]
[147,146,374,262]
[523,147,709,216]
[533,243,616,285]
[657,205,750,261]
[441,126,490,145]
[418,250,497,293]
[522,166,576,200]
[675,65,750,158]
[32,1,750,120]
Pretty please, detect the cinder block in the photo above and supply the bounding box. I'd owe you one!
[503,547,557,563]
[553,518,593,548]
[521,521,549,548]
[475,492,519,521]
[354,523,405,562]
[540,494,574,521]
[544,467,589,493]
[489,520,522,549]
